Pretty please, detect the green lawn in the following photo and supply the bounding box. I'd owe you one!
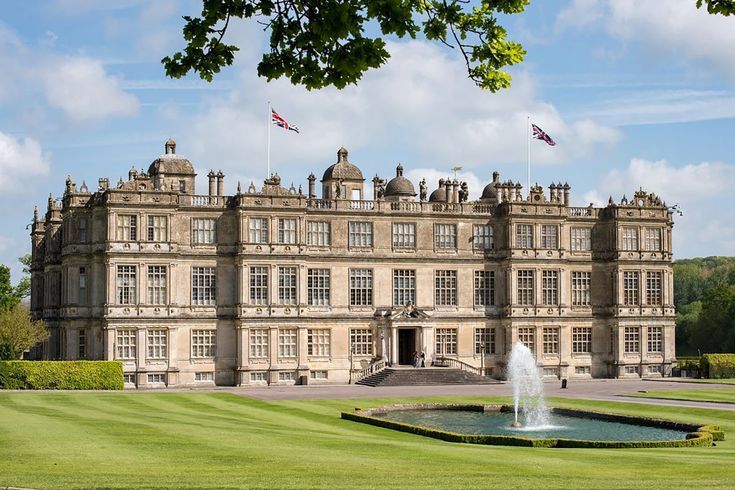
[630,387,735,404]
[0,392,733,489]
[672,378,735,385]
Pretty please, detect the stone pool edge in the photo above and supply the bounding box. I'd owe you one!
[340,403,723,448]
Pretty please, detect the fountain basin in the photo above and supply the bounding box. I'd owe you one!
[341,404,722,448]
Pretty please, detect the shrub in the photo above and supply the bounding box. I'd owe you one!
[700,353,735,378]
[0,361,123,390]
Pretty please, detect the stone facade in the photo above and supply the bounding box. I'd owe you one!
[29,140,676,387]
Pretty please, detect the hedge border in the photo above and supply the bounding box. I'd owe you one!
[0,361,124,390]
[341,404,720,448]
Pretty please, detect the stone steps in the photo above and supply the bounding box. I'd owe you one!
[355,367,500,387]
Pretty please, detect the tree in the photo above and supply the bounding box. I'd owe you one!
[15,255,31,300]
[692,285,735,353]
[163,0,528,92]
[0,304,48,360]
[0,265,21,311]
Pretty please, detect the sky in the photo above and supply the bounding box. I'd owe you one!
[1,0,735,282]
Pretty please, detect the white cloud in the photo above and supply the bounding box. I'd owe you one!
[0,132,51,193]
[42,56,139,122]
[558,0,735,81]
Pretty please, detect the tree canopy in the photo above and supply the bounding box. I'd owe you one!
[0,304,48,360]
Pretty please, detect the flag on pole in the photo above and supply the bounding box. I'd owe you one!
[271,108,300,134]
[531,123,556,146]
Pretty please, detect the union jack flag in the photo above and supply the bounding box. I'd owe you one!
[271,108,300,134]
[532,123,556,146]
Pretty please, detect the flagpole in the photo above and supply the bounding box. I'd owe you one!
[267,100,272,179]
[527,115,531,192]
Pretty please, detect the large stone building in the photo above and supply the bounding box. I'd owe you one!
[30,140,676,387]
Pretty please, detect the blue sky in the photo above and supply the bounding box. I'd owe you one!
[1,0,734,281]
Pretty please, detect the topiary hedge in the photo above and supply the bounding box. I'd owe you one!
[0,361,123,390]
[700,354,735,379]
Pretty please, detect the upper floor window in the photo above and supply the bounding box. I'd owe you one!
[349,269,373,306]
[434,224,457,250]
[540,225,558,249]
[78,266,87,305]
[517,269,534,306]
[393,269,416,306]
[622,227,638,251]
[307,268,330,306]
[147,215,168,242]
[116,265,136,305]
[192,218,216,245]
[516,224,533,248]
[147,265,167,305]
[646,271,662,305]
[435,270,457,306]
[570,227,591,252]
[277,266,297,305]
[474,270,495,306]
[117,215,137,241]
[348,222,373,248]
[392,223,416,249]
[192,266,216,305]
[306,221,330,246]
[644,228,661,251]
[249,266,269,305]
[78,218,87,243]
[623,271,640,306]
[278,218,297,244]
[571,271,591,306]
[541,270,559,306]
[249,217,268,244]
[472,224,494,250]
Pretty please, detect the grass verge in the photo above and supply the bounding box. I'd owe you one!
[629,387,735,404]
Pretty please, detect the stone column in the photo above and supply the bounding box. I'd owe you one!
[391,327,398,365]
[208,171,216,196]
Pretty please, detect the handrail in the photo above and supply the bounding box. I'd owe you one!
[354,358,387,382]
[435,357,483,376]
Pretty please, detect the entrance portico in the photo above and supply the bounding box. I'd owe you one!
[375,304,433,366]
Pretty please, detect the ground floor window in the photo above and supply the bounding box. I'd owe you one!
[572,327,592,354]
[116,329,136,360]
[647,327,662,353]
[123,373,136,385]
[192,329,216,358]
[250,372,267,383]
[249,329,268,359]
[517,327,535,355]
[278,371,295,382]
[624,365,639,375]
[474,328,495,355]
[435,328,457,356]
[543,327,559,355]
[542,367,559,377]
[307,329,331,357]
[350,328,373,355]
[624,327,640,354]
[310,370,328,380]
[278,328,297,358]
[575,366,591,375]
[195,372,214,382]
[647,365,662,374]
[147,373,165,384]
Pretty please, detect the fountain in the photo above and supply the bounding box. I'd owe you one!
[507,341,550,429]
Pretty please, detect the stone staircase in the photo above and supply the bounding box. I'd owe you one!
[355,367,499,387]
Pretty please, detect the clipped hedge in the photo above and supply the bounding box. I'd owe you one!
[342,404,721,449]
[0,361,123,390]
[700,353,735,379]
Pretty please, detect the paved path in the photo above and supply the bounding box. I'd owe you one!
[214,378,735,411]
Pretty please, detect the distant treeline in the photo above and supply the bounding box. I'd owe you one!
[674,256,735,355]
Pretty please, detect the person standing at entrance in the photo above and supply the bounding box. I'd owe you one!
[411,351,418,368]
[420,351,426,368]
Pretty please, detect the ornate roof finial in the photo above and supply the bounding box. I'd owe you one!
[33,206,38,222]
[165,137,176,155]
[237,181,242,193]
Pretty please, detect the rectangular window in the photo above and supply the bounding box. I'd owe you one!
[147,265,167,305]
[571,271,591,306]
[644,228,661,251]
[647,365,661,374]
[78,218,87,243]
[249,217,269,244]
[646,271,663,306]
[278,371,295,382]
[192,329,216,358]
[540,225,558,249]
[307,329,330,357]
[541,270,559,306]
[278,218,297,244]
[249,266,268,305]
[475,327,496,355]
[192,218,216,244]
[307,268,330,306]
[392,223,416,249]
[310,370,328,380]
[543,327,559,354]
[306,221,330,246]
[350,328,373,355]
[195,372,214,382]
[575,366,591,375]
[623,271,640,306]
[624,327,640,353]
[192,267,216,305]
[474,270,495,306]
[434,224,457,250]
[147,329,167,360]
[518,327,535,355]
[472,224,494,250]
[647,326,662,353]
[625,365,639,375]
[570,227,591,251]
[117,215,137,241]
[516,224,533,248]
[123,374,135,385]
[277,266,297,305]
[543,367,559,378]
[393,269,416,306]
[249,329,268,358]
[349,269,373,306]
[278,328,297,358]
[147,215,168,242]
[435,270,457,306]
[116,329,136,360]
[250,372,267,383]
[116,265,136,305]
[622,227,638,251]
[517,270,534,306]
[348,221,373,248]
[78,328,86,359]
[572,327,592,354]
[436,328,458,356]
[78,266,87,305]
[147,373,166,384]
